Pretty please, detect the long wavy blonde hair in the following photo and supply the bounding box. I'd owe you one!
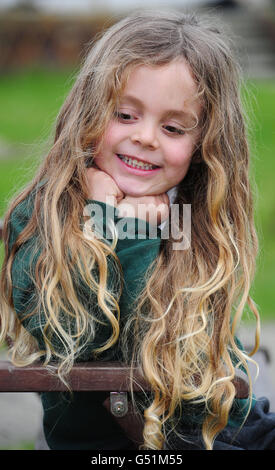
[0,10,260,450]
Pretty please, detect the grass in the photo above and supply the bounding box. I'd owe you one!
[0,441,35,450]
[244,80,275,323]
[0,67,76,143]
[0,67,77,213]
[0,68,274,322]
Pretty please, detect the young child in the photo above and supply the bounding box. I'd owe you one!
[1,10,274,451]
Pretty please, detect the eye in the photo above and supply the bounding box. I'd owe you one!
[164,125,185,135]
[115,111,134,121]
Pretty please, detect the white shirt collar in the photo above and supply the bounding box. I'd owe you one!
[158,186,178,230]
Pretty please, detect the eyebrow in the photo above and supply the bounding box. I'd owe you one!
[120,94,197,124]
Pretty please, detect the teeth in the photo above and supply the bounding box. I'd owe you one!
[118,154,156,170]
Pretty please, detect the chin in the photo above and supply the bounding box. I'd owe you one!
[121,188,146,198]
[114,181,145,198]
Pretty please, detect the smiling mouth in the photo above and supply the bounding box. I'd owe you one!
[117,154,159,170]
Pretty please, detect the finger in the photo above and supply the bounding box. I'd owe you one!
[116,190,125,204]
[158,193,170,205]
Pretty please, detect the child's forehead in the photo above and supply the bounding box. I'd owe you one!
[121,60,196,88]
[117,61,202,117]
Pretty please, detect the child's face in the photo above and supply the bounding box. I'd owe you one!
[94,60,201,197]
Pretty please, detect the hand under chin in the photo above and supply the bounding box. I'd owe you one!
[116,194,170,225]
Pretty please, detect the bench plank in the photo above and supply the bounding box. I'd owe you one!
[0,360,149,393]
[0,360,248,398]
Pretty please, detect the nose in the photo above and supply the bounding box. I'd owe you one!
[131,121,159,150]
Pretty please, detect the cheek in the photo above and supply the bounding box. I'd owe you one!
[165,143,194,170]
[101,121,123,150]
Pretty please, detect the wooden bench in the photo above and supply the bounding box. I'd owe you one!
[0,217,249,449]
